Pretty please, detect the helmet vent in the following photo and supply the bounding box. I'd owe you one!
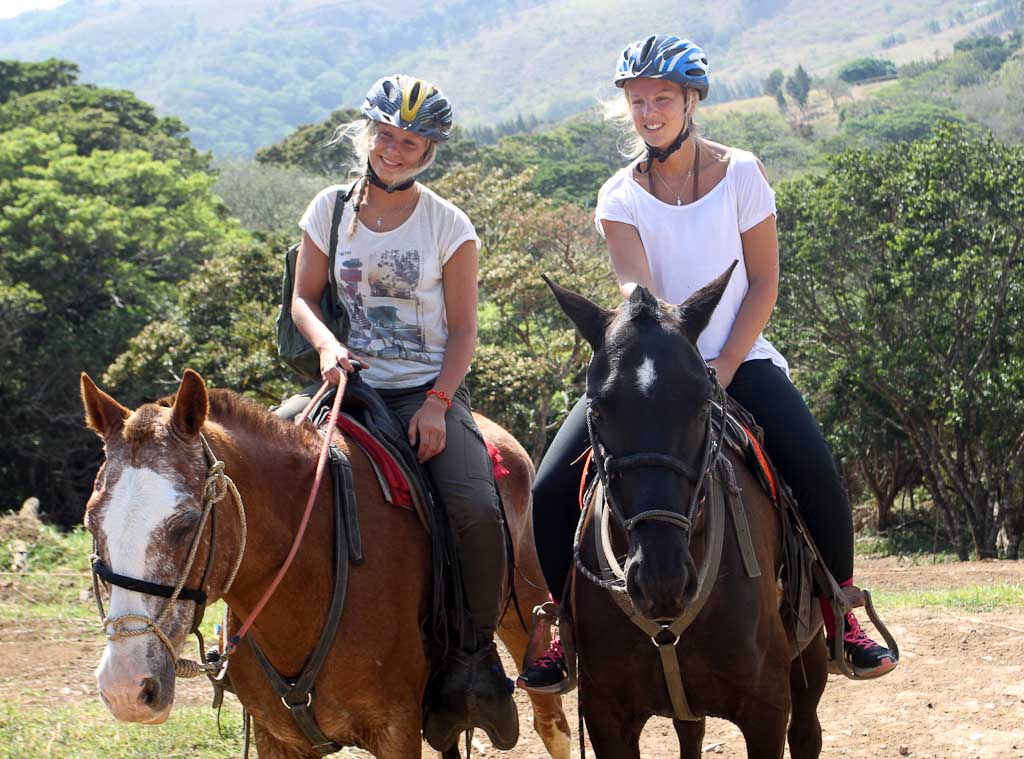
[640,35,656,63]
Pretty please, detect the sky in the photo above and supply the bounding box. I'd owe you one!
[0,0,69,19]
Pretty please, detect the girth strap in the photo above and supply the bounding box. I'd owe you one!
[247,445,361,756]
[720,456,761,579]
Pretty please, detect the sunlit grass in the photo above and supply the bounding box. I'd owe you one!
[872,583,1024,613]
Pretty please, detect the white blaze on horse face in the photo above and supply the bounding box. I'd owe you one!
[636,356,657,395]
[99,466,183,620]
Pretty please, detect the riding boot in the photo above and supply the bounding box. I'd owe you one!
[423,633,519,751]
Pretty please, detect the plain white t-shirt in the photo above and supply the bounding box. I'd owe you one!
[594,148,789,375]
[300,184,480,389]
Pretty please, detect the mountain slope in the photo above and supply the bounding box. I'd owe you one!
[0,0,1007,155]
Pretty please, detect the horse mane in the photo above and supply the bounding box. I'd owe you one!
[204,389,321,452]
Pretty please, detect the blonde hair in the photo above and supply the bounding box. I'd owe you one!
[326,118,439,238]
[601,83,704,164]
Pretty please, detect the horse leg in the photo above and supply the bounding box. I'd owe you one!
[579,685,644,759]
[673,717,705,759]
[733,669,790,759]
[787,634,827,759]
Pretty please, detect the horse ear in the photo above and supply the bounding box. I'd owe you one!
[543,275,614,351]
[81,373,130,439]
[677,261,737,344]
[170,369,208,438]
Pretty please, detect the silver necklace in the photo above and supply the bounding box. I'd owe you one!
[652,142,699,206]
[364,189,420,229]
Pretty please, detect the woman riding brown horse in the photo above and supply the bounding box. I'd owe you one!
[545,270,829,759]
[81,369,570,758]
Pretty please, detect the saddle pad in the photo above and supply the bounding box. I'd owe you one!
[335,413,414,509]
[331,414,511,513]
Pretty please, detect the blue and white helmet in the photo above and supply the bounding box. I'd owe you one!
[614,35,710,100]
[361,74,453,142]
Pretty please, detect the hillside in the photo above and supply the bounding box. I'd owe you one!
[0,0,1013,155]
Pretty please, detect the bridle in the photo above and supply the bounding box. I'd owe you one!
[90,435,247,677]
[575,363,737,722]
[583,364,728,584]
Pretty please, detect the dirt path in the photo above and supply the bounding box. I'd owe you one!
[2,557,1022,758]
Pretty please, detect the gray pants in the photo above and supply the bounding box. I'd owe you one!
[274,382,506,639]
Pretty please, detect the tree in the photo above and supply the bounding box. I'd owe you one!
[785,65,811,112]
[0,58,79,105]
[775,124,1024,558]
[0,127,243,524]
[432,167,618,462]
[836,57,897,83]
[762,68,785,97]
[820,76,851,111]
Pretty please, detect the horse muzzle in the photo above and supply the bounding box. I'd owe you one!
[625,542,699,621]
[96,641,176,723]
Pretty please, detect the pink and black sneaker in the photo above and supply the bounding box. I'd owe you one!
[837,612,898,679]
[517,637,569,694]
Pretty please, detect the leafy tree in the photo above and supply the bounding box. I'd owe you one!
[762,68,785,97]
[105,235,290,405]
[840,100,968,145]
[0,58,79,104]
[775,124,1024,558]
[213,159,330,236]
[836,56,897,83]
[785,64,811,111]
[0,82,208,170]
[0,126,242,523]
[433,167,618,461]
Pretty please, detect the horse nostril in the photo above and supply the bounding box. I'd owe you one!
[139,677,160,707]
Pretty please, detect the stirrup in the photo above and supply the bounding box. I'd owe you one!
[826,586,900,679]
[520,601,577,694]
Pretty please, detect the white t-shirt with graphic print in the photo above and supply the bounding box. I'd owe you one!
[299,184,480,389]
[594,148,789,375]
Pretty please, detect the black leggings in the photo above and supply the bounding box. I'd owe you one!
[532,358,854,603]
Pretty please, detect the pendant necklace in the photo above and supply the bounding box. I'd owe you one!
[654,143,700,206]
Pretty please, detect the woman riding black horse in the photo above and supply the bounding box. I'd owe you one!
[519,34,897,692]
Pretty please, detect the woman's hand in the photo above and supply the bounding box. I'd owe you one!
[319,342,356,386]
[707,356,738,389]
[408,394,448,463]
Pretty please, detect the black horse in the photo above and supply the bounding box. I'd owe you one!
[546,265,828,759]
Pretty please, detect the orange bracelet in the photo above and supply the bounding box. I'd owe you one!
[426,388,452,410]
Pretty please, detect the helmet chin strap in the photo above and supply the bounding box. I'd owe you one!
[366,160,416,193]
[640,123,691,176]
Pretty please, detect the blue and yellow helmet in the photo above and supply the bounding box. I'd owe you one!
[615,35,710,100]
[361,75,453,142]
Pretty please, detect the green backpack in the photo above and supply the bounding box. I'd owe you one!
[276,184,355,380]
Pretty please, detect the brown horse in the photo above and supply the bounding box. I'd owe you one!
[547,269,828,759]
[80,369,571,759]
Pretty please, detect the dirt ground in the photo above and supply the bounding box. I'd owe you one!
[2,556,1022,758]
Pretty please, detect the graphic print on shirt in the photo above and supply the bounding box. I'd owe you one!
[337,248,430,362]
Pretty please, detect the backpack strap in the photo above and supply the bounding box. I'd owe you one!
[325,182,357,318]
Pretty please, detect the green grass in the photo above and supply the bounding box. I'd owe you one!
[0,700,244,759]
[872,583,1024,613]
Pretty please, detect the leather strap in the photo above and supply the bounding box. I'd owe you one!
[247,445,359,756]
[92,558,206,604]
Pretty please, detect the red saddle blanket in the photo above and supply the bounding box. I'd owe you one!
[334,414,509,512]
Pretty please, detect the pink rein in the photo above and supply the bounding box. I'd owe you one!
[224,375,344,654]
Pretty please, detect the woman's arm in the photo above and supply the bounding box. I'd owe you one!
[407,238,479,462]
[601,219,655,299]
[708,212,779,388]
[291,231,355,385]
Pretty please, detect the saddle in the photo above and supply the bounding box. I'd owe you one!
[299,375,517,753]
